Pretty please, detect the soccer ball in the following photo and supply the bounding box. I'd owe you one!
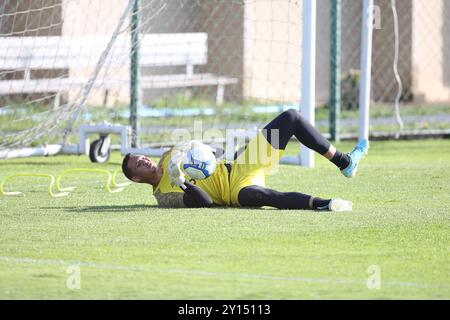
[182,145,217,180]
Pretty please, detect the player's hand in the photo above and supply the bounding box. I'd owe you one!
[168,153,186,187]
[168,140,213,187]
[171,174,185,187]
[190,140,214,154]
[173,140,214,156]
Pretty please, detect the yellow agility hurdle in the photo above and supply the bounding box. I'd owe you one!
[55,168,126,193]
[0,173,70,197]
[112,169,132,188]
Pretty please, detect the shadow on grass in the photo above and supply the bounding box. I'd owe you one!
[41,205,279,213]
[41,204,158,213]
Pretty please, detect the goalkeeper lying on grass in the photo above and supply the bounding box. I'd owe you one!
[122,109,369,211]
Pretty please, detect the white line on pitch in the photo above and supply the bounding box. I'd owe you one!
[0,256,446,289]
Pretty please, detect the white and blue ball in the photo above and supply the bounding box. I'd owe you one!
[182,146,216,180]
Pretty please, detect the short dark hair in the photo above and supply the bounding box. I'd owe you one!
[122,153,134,181]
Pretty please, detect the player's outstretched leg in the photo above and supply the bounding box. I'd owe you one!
[262,109,369,177]
[238,185,353,211]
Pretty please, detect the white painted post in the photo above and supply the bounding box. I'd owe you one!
[216,84,224,106]
[359,0,374,140]
[186,64,194,77]
[300,0,316,167]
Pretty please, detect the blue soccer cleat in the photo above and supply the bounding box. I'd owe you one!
[341,139,369,178]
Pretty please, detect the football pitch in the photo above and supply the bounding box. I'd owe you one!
[0,139,449,299]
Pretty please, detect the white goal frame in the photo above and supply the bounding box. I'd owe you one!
[0,0,374,163]
[282,0,373,167]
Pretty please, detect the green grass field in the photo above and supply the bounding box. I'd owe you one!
[0,139,449,299]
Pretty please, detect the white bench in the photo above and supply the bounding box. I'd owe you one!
[0,33,238,107]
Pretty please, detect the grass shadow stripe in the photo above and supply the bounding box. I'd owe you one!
[0,256,445,290]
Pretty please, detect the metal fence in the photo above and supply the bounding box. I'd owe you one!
[336,0,450,106]
[326,0,450,138]
[0,0,449,150]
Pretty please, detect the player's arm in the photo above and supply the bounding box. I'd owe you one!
[167,142,213,208]
[155,183,213,208]
[167,140,213,186]
[180,181,213,208]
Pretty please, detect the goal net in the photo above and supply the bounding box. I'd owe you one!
[2,1,449,162]
[0,0,313,160]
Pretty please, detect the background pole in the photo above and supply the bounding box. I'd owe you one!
[300,0,316,167]
[130,0,141,148]
[359,0,374,140]
[330,0,341,142]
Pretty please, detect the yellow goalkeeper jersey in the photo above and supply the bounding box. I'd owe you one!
[153,150,233,207]
[153,134,282,207]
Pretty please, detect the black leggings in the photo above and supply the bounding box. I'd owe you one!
[238,185,330,210]
[263,108,331,153]
[237,109,333,210]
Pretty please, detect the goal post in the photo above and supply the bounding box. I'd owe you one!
[279,0,316,167]
[284,0,375,167]
[130,0,142,148]
[299,0,316,168]
[359,0,374,141]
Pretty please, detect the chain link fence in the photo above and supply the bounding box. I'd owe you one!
[0,0,449,151]
[324,0,450,137]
